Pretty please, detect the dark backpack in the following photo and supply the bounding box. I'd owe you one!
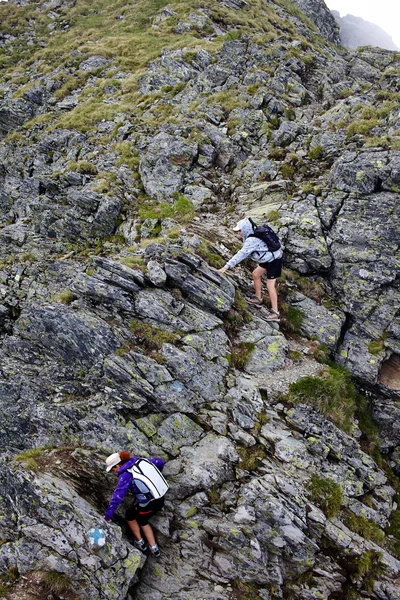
[248,218,281,252]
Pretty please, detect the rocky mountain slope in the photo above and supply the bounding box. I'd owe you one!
[332,11,399,52]
[0,0,399,599]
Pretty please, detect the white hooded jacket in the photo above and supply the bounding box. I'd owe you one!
[223,218,283,270]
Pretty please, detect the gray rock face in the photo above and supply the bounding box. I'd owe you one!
[289,292,346,350]
[0,461,144,599]
[79,56,110,72]
[1,0,400,598]
[293,0,341,43]
[139,133,198,200]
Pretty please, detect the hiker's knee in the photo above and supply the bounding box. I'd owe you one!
[252,267,264,281]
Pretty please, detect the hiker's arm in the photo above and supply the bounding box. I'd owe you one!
[219,241,253,271]
[104,472,131,520]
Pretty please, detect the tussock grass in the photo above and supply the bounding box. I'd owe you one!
[129,320,181,351]
[286,364,357,433]
[139,195,194,223]
[343,511,385,546]
[307,473,343,518]
[42,571,72,595]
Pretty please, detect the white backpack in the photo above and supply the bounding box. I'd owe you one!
[128,458,169,500]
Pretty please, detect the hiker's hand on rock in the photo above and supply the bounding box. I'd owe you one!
[218,267,227,274]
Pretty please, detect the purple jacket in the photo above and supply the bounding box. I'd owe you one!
[104,456,165,521]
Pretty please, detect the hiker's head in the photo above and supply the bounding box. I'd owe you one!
[106,450,131,473]
[233,218,253,240]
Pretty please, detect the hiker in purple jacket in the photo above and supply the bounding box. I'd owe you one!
[105,450,165,558]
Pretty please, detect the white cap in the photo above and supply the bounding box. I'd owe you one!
[233,218,249,232]
[105,452,121,472]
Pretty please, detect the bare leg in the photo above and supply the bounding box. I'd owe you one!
[266,278,278,313]
[127,519,142,541]
[141,524,156,547]
[252,266,267,298]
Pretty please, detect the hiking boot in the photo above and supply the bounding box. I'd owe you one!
[149,544,161,558]
[247,295,263,307]
[134,539,148,552]
[265,309,280,322]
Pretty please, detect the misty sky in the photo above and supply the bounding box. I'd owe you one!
[325,0,400,47]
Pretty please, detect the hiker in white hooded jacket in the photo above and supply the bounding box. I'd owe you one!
[219,217,283,322]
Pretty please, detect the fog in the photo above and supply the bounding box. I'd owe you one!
[325,0,400,47]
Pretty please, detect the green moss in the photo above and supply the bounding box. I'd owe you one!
[288,349,302,361]
[368,335,386,355]
[195,242,224,269]
[286,364,357,433]
[307,473,343,518]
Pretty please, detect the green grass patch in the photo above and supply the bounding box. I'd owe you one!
[195,242,224,269]
[67,160,98,175]
[347,119,380,137]
[42,571,72,596]
[129,320,181,351]
[280,303,304,334]
[265,209,281,224]
[345,550,384,595]
[237,445,267,472]
[223,290,252,339]
[343,511,385,546]
[307,473,343,518]
[308,144,324,160]
[229,342,255,370]
[386,494,400,559]
[286,364,357,433]
[15,448,43,462]
[113,141,140,170]
[138,195,194,223]
[52,290,77,305]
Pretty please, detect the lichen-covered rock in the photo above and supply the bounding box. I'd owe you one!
[0,463,143,600]
[289,292,346,349]
[139,133,198,200]
[281,198,332,273]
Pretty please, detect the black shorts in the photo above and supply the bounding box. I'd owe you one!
[126,497,165,526]
[259,256,282,279]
